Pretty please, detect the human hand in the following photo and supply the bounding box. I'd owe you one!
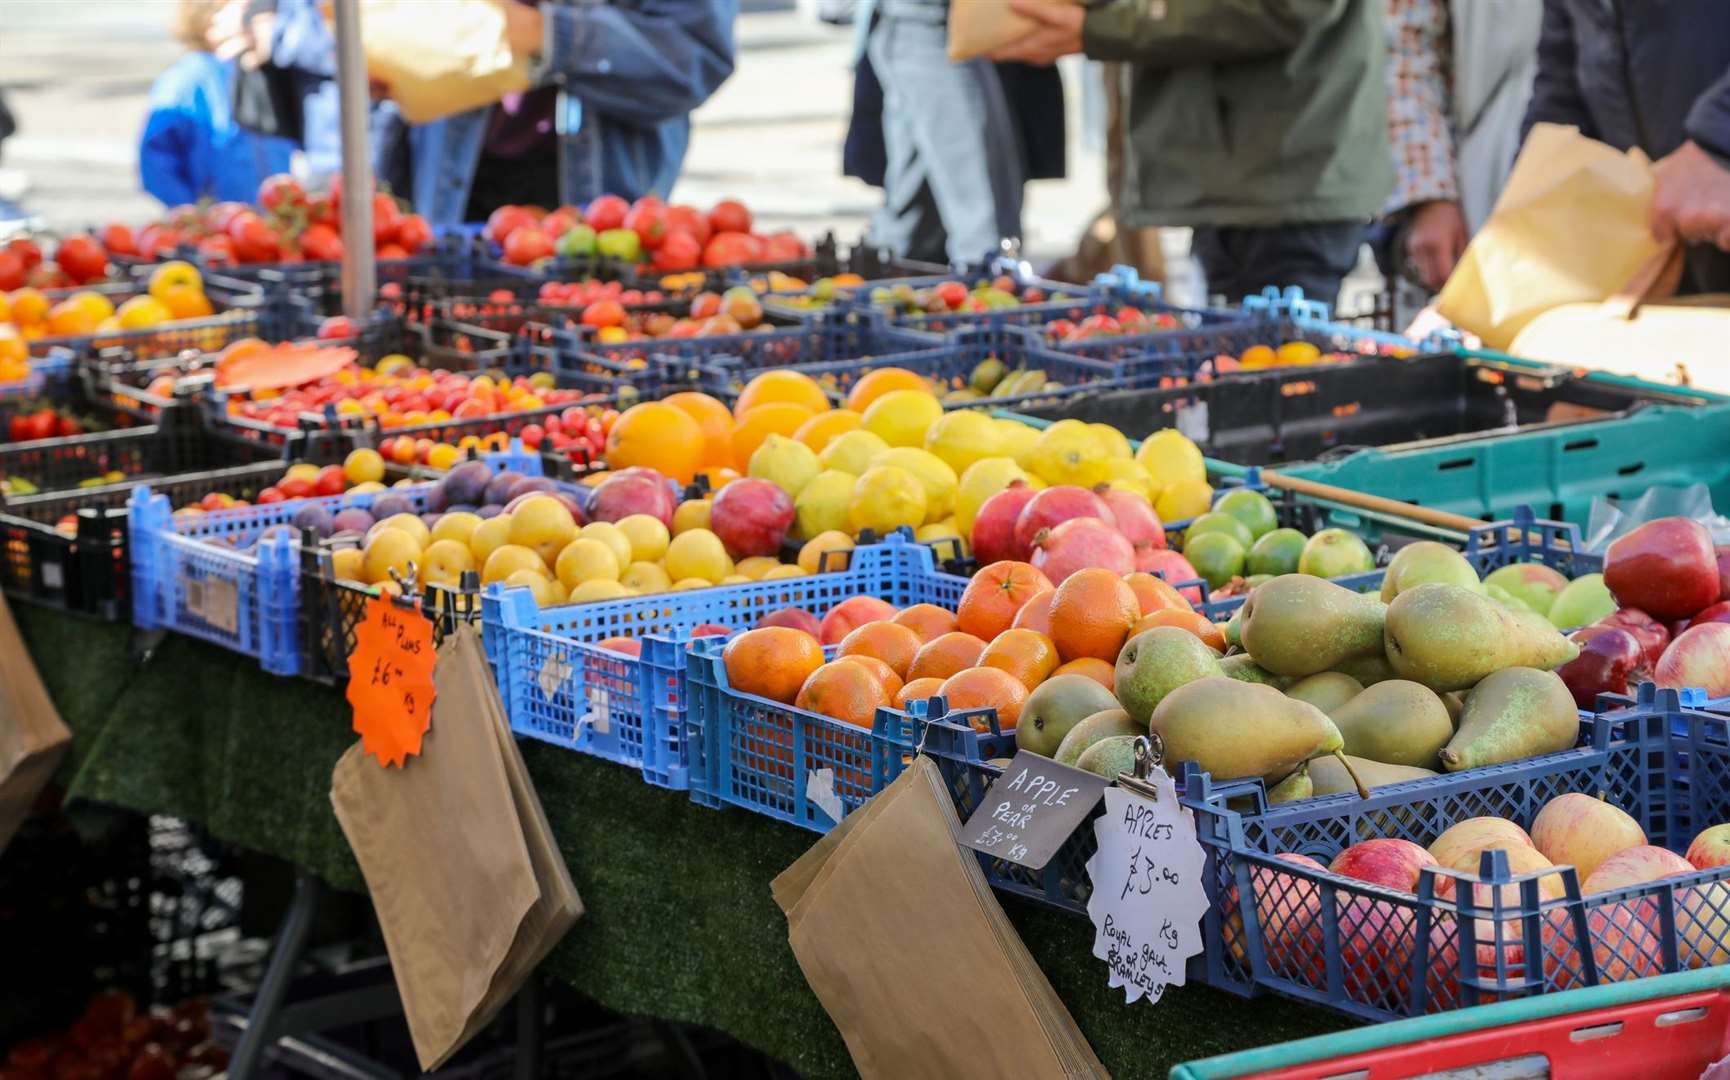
[1651,140,1730,252]
[485,0,545,57]
[208,0,275,70]
[988,0,1086,66]
[1404,199,1467,291]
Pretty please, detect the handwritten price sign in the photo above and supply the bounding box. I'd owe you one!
[346,595,437,768]
[1084,767,1207,1005]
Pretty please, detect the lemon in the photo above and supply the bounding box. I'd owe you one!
[616,513,671,563]
[1099,458,1158,501]
[993,418,1040,462]
[1090,423,1134,460]
[1277,341,1322,366]
[954,458,1039,539]
[819,429,891,476]
[734,555,782,580]
[798,530,855,574]
[569,579,633,603]
[1156,478,1215,522]
[1239,344,1277,369]
[849,465,927,534]
[748,432,821,498]
[665,528,734,583]
[621,560,673,593]
[555,538,621,589]
[793,468,856,539]
[578,521,634,573]
[861,389,943,448]
[871,447,957,523]
[762,564,808,580]
[1136,429,1207,491]
[1020,419,1109,487]
[117,295,171,330]
[672,499,711,535]
[147,260,202,301]
[916,519,968,558]
[923,409,1003,476]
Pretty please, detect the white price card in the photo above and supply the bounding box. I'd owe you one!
[1084,766,1208,1005]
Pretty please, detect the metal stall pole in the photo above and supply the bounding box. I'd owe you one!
[331,0,376,319]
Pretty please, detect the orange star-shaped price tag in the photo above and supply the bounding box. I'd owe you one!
[346,595,437,768]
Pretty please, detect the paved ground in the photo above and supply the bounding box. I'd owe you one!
[0,2,1107,262]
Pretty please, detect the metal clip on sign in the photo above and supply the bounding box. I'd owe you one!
[1116,733,1166,802]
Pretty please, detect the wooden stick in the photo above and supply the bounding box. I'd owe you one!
[1258,469,1488,535]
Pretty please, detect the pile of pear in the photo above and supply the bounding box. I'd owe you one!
[1100,541,1582,802]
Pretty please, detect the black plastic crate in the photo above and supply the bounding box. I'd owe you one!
[297,547,483,683]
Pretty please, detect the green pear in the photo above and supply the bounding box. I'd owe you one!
[1484,562,1569,618]
[1285,672,1364,713]
[1076,735,1139,780]
[1240,574,1387,677]
[1297,528,1375,578]
[1485,583,1535,613]
[1223,606,1243,649]
[1219,653,1293,689]
[1380,541,1482,602]
[1115,627,1223,726]
[1054,709,1141,767]
[1384,583,1579,691]
[1442,691,1465,726]
[1148,677,1366,796]
[1548,573,1616,629]
[1328,680,1453,767]
[1267,766,1313,803]
[1309,754,1437,796]
[1015,675,1122,757]
[1332,653,1398,686]
[1440,667,1578,772]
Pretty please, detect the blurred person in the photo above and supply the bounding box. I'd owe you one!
[990,0,1392,307]
[1525,0,1730,292]
[139,0,296,207]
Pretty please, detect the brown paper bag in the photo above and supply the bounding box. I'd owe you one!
[332,627,580,1071]
[361,0,532,124]
[1437,123,1665,349]
[948,0,1079,62]
[775,758,1105,1079]
[0,592,72,853]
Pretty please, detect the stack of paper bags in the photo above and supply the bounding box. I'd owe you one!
[332,627,581,1071]
[0,592,71,854]
[773,758,1104,1078]
[361,0,531,124]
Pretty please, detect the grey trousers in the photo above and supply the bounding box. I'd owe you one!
[864,15,1025,267]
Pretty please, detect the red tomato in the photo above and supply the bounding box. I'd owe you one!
[584,194,629,232]
[6,237,41,270]
[761,232,805,262]
[207,201,252,232]
[663,205,711,246]
[299,223,343,262]
[502,226,554,266]
[226,212,282,263]
[375,243,409,260]
[934,280,968,309]
[276,476,315,499]
[581,299,626,328]
[305,195,336,229]
[701,231,757,268]
[688,292,721,319]
[57,414,82,437]
[652,230,702,272]
[623,202,668,250]
[256,487,285,504]
[314,465,347,496]
[18,409,58,442]
[0,251,23,291]
[370,193,401,246]
[317,315,355,339]
[257,173,306,214]
[539,209,581,239]
[520,423,545,449]
[99,223,139,256]
[395,213,433,254]
[708,198,752,236]
[485,204,537,246]
[196,235,237,265]
[55,234,110,283]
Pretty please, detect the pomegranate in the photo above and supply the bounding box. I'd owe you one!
[971,480,1040,564]
[1012,485,1116,558]
[1095,485,1165,552]
[590,467,677,527]
[710,477,794,557]
[1137,548,1204,603]
[1030,518,1135,582]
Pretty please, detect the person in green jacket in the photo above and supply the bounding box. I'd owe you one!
[993,0,1392,307]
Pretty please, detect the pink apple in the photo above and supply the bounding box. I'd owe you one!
[1543,899,1666,988]
[1530,793,1647,883]
[1689,600,1730,629]
[1428,817,1534,870]
[1330,838,1437,892]
[1717,545,1730,602]
[1599,607,1670,670]
[1686,824,1730,870]
[1656,623,1730,697]
[1555,625,1647,709]
[1582,845,1696,894]
[1680,881,1730,967]
[817,596,897,647]
[1136,548,1203,603]
[1224,853,1326,985]
[1604,517,1720,620]
[756,606,821,636]
[1336,897,1471,1012]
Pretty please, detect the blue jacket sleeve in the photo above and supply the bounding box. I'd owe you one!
[268,0,337,77]
[138,105,205,208]
[1686,69,1730,160]
[1522,0,1595,139]
[538,0,736,126]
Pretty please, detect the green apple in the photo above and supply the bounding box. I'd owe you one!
[596,228,641,262]
[556,224,597,257]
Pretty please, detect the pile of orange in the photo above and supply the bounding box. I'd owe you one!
[720,558,1225,734]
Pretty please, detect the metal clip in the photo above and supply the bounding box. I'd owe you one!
[385,561,424,609]
[1116,733,1166,801]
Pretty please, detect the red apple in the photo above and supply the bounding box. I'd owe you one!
[1582,844,1695,894]
[1655,623,1730,697]
[1223,853,1326,985]
[971,480,1040,565]
[1718,545,1730,601]
[1604,517,1720,620]
[1555,625,1648,709]
[1543,899,1666,988]
[756,607,821,637]
[1335,896,1472,1012]
[1689,600,1730,629]
[313,464,347,497]
[1599,607,1670,670]
[1530,793,1648,882]
[709,478,794,558]
[1686,824,1730,870]
[818,596,898,647]
[1330,838,1438,892]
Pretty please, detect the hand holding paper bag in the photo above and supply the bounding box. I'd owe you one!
[360,0,532,124]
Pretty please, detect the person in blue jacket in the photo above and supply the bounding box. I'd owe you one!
[138,0,296,207]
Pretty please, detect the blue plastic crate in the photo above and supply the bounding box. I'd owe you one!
[484,532,968,794]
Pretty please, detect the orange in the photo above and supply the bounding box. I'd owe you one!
[733,369,829,418]
[1131,608,1227,653]
[722,626,824,704]
[978,628,1060,691]
[1052,657,1115,692]
[731,401,814,469]
[698,465,741,489]
[836,620,923,679]
[663,391,737,469]
[0,325,24,366]
[1009,588,1055,635]
[956,560,1053,641]
[0,291,11,323]
[792,408,861,453]
[937,667,1030,731]
[906,631,987,682]
[844,367,930,413]
[834,654,904,699]
[605,401,705,484]
[1125,571,1194,615]
[158,284,214,320]
[46,300,97,337]
[1049,567,1140,662]
[894,676,946,710]
[796,661,893,729]
[891,603,958,643]
[9,288,49,326]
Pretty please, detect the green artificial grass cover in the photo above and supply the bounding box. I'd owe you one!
[16,606,1348,1078]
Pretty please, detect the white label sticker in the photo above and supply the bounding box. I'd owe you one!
[586,686,611,736]
[1175,401,1209,443]
[40,560,64,590]
[538,653,571,701]
[806,767,844,824]
[1085,769,1209,1005]
[202,578,239,635]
